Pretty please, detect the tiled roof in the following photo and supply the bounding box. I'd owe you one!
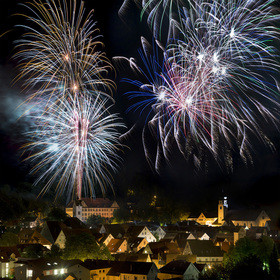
[107,261,155,276]
[225,210,266,221]
[107,239,125,253]
[15,258,81,270]
[101,224,127,238]
[63,217,87,229]
[187,240,224,257]
[126,226,146,237]
[67,198,115,208]
[160,260,191,275]
[128,237,146,249]
[81,259,115,270]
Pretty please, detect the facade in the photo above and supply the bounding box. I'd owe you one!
[153,226,166,241]
[14,259,80,280]
[107,239,129,254]
[0,247,21,278]
[55,228,91,249]
[128,237,149,253]
[106,261,158,280]
[158,260,205,280]
[227,210,271,228]
[69,260,158,280]
[183,240,224,265]
[126,226,156,243]
[66,198,120,222]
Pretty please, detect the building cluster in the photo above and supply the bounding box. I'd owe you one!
[0,197,279,280]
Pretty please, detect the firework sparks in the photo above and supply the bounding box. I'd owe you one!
[24,96,124,201]
[121,0,280,170]
[15,0,123,200]
[15,0,114,103]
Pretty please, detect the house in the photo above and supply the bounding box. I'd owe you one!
[14,258,81,280]
[18,229,52,249]
[153,226,166,241]
[225,209,271,228]
[149,240,181,268]
[114,253,152,263]
[158,260,206,280]
[68,259,114,280]
[40,221,66,244]
[195,213,217,226]
[55,228,92,249]
[126,226,156,243]
[106,261,158,280]
[183,240,224,265]
[233,227,246,244]
[246,227,268,239]
[107,238,128,254]
[66,198,119,222]
[97,233,114,246]
[69,260,158,280]
[100,224,128,239]
[128,237,149,253]
[0,246,21,278]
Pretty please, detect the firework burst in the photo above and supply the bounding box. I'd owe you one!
[15,0,114,104]
[15,0,123,200]
[24,96,124,201]
[122,0,280,170]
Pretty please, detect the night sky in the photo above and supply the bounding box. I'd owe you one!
[1,0,280,212]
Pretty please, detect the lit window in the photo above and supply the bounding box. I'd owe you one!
[54,269,58,275]
[27,269,33,278]
[60,268,65,274]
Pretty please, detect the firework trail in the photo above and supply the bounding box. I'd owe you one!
[119,0,186,40]
[23,96,124,201]
[15,0,123,200]
[120,0,280,170]
[15,0,114,104]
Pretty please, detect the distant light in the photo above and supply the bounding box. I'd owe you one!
[221,67,226,75]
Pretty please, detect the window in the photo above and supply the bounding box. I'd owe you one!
[27,270,33,278]
[54,269,58,275]
[220,206,222,209]
[60,269,65,274]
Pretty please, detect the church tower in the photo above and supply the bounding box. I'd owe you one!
[218,197,228,224]
[73,199,83,221]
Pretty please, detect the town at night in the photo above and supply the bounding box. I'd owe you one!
[1,0,280,279]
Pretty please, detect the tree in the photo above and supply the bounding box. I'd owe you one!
[269,244,280,279]
[21,244,45,258]
[46,207,68,221]
[86,215,105,229]
[0,231,19,246]
[46,244,62,259]
[113,208,131,223]
[229,254,269,280]
[257,236,275,263]
[224,237,258,266]
[63,232,113,261]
